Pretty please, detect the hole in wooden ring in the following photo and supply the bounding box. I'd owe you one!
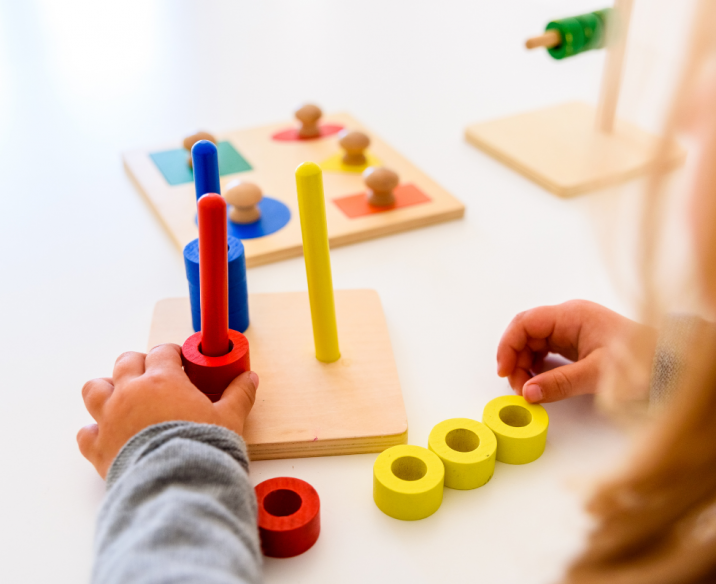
[198,339,235,356]
[499,405,532,427]
[445,428,480,452]
[391,456,427,481]
[263,489,302,517]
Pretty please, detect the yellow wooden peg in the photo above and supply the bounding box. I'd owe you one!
[295,162,340,363]
[373,445,444,521]
[428,418,497,490]
[482,395,549,464]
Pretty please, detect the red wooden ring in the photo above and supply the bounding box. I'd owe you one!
[255,477,321,558]
[181,329,250,398]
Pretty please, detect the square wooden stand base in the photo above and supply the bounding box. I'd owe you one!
[148,289,408,460]
[465,102,685,198]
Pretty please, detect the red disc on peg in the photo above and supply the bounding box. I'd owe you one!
[255,477,321,558]
[181,329,250,399]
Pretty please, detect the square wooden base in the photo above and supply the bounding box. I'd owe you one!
[148,289,408,460]
[465,102,685,198]
[124,112,464,267]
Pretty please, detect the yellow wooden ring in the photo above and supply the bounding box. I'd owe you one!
[428,418,497,490]
[482,396,549,464]
[373,445,444,521]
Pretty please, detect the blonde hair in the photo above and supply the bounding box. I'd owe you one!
[566,1,716,582]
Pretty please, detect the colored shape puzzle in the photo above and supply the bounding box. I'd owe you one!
[272,123,344,141]
[148,289,408,460]
[333,183,431,219]
[123,113,465,267]
[319,151,382,174]
[150,141,253,186]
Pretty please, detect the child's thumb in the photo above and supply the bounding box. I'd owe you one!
[215,371,259,423]
[521,352,602,404]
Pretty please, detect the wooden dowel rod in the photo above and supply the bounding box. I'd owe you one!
[197,194,230,357]
[596,0,634,133]
[295,162,341,364]
[525,29,561,50]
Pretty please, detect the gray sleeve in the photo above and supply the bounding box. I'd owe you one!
[92,422,263,584]
[650,315,703,410]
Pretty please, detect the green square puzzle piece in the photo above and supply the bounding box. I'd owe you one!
[150,141,252,186]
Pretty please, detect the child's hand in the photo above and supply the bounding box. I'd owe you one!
[496,300,650,404]
[77,344,258,478]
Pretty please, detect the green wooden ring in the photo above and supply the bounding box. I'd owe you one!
[546,17,586,60]
[546,8,613,60]
[576,12,605,52]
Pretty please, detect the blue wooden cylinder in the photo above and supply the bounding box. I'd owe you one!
[184,235,249,333]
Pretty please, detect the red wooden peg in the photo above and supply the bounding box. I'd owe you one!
[198,194,230,356]
[181,193,250,399]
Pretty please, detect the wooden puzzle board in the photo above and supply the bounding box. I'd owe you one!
[124,113,465,267]
[148,289,408,460]
[465,102,686,198]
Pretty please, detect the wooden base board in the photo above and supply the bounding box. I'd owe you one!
[148,289,408,460]
[464,102,685,198]
[124,113,465,267]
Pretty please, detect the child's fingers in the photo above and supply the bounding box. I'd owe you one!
[521,350,603,404]
[144,344,183,372]
[531,350,549,374]
[508,368,532,393]
[82,377,114,420]
[113,351,147,385]
[506,348,551,392]
[215,371,259,429]
[497,307,557,376]
[76,423,99,462]
[515,347,535,371]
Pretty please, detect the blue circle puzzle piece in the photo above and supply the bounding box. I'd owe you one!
[227,197,291,240]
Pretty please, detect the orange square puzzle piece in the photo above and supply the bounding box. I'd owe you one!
[332,183,431,219]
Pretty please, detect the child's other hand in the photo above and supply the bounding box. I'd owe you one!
[77,344,258,478]
[496,300,649,404]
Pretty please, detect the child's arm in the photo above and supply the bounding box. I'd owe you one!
[78,344,262,584]
[496,300,654,404]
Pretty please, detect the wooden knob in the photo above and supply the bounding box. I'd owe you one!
[364,167,399,207]
[184,131,217,168]
[295,104,322,138]
[339,131,370,166]
[225,180,263,224]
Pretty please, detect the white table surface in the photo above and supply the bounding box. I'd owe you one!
[0,1,695,582]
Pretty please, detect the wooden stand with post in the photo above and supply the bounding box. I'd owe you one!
[147,163,408,461]
[465,0,684,197]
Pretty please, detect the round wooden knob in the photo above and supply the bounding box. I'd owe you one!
[364,167,399,207]
[184,131,217,168]
[225,180,263,224]
[295,104,322,138]
[339,131,370,166]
